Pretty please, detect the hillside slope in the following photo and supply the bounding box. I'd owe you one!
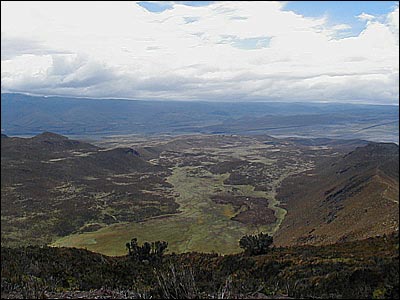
[274,142,399,246]
[1,233,398,299]
[1,133,176,247]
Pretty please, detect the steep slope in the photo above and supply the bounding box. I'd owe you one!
[274,142,399,246]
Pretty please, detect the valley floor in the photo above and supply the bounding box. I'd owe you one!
[51,135,314,255]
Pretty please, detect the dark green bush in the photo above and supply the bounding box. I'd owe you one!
[239,232,273,256]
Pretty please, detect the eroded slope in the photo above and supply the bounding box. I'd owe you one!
[274,143,399,246]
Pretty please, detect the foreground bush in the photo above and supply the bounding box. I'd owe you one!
[239,232,273,255]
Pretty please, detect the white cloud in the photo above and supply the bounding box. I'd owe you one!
[386,6,399,43]
[331,24,351,31]
[357,12,375,22]
[1,1,399,104]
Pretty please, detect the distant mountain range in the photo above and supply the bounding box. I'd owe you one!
[1,93,398,142]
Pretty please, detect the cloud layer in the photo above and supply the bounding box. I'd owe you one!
[1,1,399,104]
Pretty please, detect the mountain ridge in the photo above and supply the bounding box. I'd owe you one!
[2,93,398,143]
[274,141,399,246]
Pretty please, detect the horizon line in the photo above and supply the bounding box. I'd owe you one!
[1,91,399,106]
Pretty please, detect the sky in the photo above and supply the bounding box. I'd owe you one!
[1,1,399,104]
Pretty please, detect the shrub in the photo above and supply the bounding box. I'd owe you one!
[239,233,273,256]
[126,238,168,262]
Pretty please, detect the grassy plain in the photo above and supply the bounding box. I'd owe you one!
[52,166,275,256]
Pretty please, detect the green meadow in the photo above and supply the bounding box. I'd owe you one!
[52,166,277,256]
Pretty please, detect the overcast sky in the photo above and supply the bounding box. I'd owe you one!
[1,1,399,104]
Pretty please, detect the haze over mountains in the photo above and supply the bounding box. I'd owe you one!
[1,93,399,143]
